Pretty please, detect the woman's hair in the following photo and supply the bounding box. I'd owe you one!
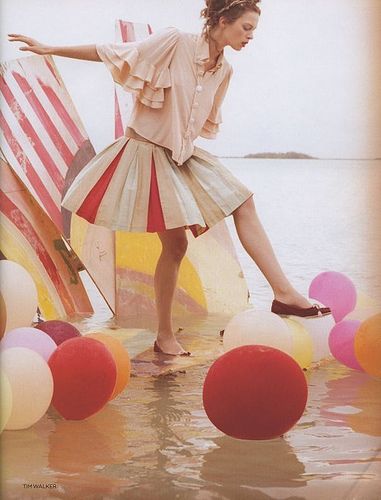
[200,0,261,40]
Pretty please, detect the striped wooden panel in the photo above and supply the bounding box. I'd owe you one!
[0,55,116,313]
[0,159,93,318]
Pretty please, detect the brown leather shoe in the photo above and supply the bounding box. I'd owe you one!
[153,340,191,356]
[271,299,332,318]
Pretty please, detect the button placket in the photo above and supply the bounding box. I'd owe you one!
[185,69,203,141]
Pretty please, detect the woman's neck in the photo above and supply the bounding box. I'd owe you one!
[208,29,225,62]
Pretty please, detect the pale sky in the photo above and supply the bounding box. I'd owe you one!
[1,0,381,159]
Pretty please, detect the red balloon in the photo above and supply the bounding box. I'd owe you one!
[36,320,81,345]
[203,345,308,440]
[48,337,117,420]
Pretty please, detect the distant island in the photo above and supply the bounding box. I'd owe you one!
[218,153,381,160]
[244,151,317,159]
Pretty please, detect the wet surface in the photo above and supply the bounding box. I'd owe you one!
[2,314,381,500]
[2,159,380,498]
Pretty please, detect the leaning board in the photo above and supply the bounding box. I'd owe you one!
[0,159,92,318]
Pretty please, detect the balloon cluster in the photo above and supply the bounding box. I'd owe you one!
[0,260,131,432]
[203,271,381,441]
[310,271,381,378]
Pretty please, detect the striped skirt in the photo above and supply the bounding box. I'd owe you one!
[61,136,254,238]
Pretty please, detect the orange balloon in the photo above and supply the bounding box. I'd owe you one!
[85,332,131,400]
[354,313,381,378]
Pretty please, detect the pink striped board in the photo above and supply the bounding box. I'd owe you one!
[0,55,92,233]
[113,20,250,320]
[0,54,116,313]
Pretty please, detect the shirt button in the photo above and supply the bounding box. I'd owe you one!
[196,85,203,92]
[189,118,195,123]
[184,132,191,138]
[193,102,199,108]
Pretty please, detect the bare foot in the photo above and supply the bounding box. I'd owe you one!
[274,289,313,309]
[156,332,189,355]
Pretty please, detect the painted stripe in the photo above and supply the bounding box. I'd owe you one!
[37,74,86,147]
[0,74,65,191]
[0,101,62,207]
[77,141,129,223]
[28,59,81,153]
[147,155,166,232]
[12,70,74,166]
[44,58,62,87]
[118,20,136,43]
[0,191,75,313]
[7,70,69,179]
[0,111,62,228]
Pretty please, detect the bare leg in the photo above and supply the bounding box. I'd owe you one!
[154,227,189,354]
[232,196,313,308]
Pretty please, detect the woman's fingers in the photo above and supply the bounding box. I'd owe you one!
[8,34,38,45]
[7,34,47,55]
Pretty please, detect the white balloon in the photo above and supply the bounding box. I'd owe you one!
[223,308,293,354]
[0,261,38,332]
[1,347,53,430]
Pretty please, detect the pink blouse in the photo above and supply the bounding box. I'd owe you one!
[95,27,233,165]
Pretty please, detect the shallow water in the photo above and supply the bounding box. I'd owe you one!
[225,158,381,309]
[2,159,381,499]
[2,321,381,499]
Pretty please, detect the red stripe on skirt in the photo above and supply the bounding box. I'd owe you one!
[147,154,166,232]
[77,141,128,223]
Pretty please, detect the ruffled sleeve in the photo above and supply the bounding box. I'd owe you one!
[200,65,233,139]
[96,27,181,109]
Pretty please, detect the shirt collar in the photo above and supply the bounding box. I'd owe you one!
[195,33,224,73]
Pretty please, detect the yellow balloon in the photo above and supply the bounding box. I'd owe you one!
[0,370,12,433]
[354,313,381,378]
[283,318,313,370]
[84,332,131,400]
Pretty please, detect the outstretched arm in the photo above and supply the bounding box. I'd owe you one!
[7,34,101,61]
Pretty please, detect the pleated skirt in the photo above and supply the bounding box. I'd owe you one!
[61,136,254,238]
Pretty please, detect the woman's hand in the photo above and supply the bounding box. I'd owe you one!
[7,34,51,55]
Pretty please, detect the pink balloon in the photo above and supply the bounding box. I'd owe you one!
[309,271,357,322]
[328,320,364,371]
[0,327,57,362]
[35,320,81,345]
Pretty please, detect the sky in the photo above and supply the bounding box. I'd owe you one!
[1,0,381,159]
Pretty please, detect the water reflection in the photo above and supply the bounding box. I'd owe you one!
[321,371,381,437]
[200,435,306,498]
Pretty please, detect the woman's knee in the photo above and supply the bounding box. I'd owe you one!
[158,228,188,261]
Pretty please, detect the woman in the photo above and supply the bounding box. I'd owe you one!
[8,0,331,356]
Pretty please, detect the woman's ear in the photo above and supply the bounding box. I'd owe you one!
[218,15,228,29]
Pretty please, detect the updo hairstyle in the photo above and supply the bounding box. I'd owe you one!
[200,0,261,40]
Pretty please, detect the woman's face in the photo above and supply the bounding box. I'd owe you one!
[221,10,260,50]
